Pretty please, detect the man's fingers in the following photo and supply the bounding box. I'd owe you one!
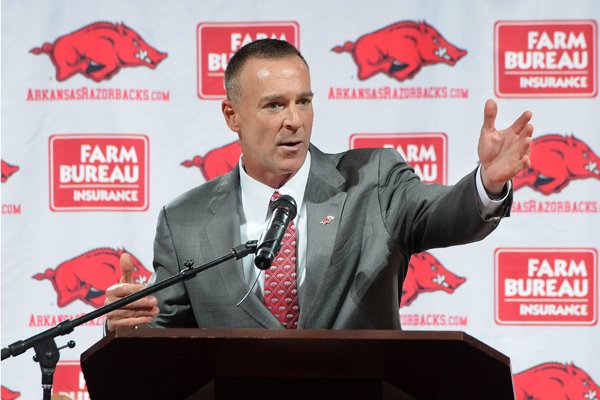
[524,122,534,137]
[107,306,159,320]
[483,99,497,130]
[520,135,533,155]
[107,282,148,298]
[105,259,158,332]
[509,111,533,135]
[119,253,135,284]
[105,284,156,309]
[105,294,158,332]
[108,294,157,311]
[108,316,155,330]
[521,154,531,170]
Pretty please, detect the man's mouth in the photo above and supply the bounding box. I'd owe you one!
[279,141,303,151]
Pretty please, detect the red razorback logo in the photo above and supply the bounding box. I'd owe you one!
[401,252,466,307]
[1,160,19,183]
[31,22,167,82]
[514,362,599,400]
[332,21,467,82]
[1,386,21,400]
[182,141,242,181]
[513,135,600,195]
[33,248,151,308]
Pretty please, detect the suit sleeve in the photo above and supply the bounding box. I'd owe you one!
[148,207,197,328]
[376,149,512,255]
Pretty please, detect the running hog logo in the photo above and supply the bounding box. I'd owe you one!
[332,21,467,82]
[514,362,600,400]
[1,386,20,400]
[1,160,19,183]
[31,22,167,82]
[401,252,466,307]
[181,141,242,181]
[33,248,151,308]
[513,135,600,195]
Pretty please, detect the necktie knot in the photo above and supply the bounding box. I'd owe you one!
[270,191,281,204]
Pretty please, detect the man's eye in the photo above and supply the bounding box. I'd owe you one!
[299,98,312,106]
[266,103,281,109]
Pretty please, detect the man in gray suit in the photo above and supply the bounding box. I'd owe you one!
[105,39,533,331]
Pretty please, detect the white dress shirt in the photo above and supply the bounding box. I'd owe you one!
[239,152,311,303]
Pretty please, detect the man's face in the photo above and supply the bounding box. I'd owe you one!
[222,55,314,188]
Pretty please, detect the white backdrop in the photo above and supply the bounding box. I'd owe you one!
[1,1,599,398]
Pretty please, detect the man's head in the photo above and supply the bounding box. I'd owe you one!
[222,39,314,189]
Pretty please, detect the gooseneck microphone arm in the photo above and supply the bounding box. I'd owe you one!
[1,240,258,400]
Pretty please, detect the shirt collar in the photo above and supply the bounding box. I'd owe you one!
[239,151,311,223]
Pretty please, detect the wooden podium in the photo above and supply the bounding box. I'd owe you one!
[81,329,515,399]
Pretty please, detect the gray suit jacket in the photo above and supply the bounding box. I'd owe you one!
[149,145,511,330]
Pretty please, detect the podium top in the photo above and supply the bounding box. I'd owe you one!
[84,327,509,362]
[82,329,513,400]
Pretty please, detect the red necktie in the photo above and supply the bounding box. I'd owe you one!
[263,191,299,329]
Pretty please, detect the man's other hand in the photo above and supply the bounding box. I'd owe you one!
[105,253,158,332]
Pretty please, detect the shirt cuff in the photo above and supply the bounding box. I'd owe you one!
[475,164,511,213]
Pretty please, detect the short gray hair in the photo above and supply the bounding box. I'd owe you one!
[224,38,308,102]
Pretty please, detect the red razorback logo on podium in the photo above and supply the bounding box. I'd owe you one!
[332,21,467,82]
[33,248,151,308]
[401,252,466,307]
[513,135,600,194]
[31,22,167,82]
[513,362,600,400]
[1,160,19,183]
[182,141,242,181]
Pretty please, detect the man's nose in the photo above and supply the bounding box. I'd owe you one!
[283,105,302,131]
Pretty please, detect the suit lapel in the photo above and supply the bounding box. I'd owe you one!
[298,146,347,328]
[204,167,282,329]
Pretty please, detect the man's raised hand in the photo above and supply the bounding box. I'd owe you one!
[478,99,533,196]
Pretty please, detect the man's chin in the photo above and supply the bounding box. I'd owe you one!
[277,153,307,174]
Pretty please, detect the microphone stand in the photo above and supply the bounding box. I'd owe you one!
[1,240,257,400]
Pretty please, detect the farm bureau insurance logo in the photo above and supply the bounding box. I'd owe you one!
[511,134,600,214]
[495,248,597,325]
[49,134,149,211]
[329,21,469,100]
[350,133,447,184]
[197,22,300,99]
[28,22,170,102]
[495,20,597,98]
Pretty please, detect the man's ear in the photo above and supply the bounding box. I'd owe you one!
[222,99,240,133]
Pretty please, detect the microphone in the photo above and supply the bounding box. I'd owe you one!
[254,194,297,270]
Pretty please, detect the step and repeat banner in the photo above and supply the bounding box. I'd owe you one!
[2,0,599,398]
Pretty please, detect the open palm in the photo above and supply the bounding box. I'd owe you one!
[478,99,533,195]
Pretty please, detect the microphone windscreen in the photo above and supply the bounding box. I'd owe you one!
[271,194,297,219]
